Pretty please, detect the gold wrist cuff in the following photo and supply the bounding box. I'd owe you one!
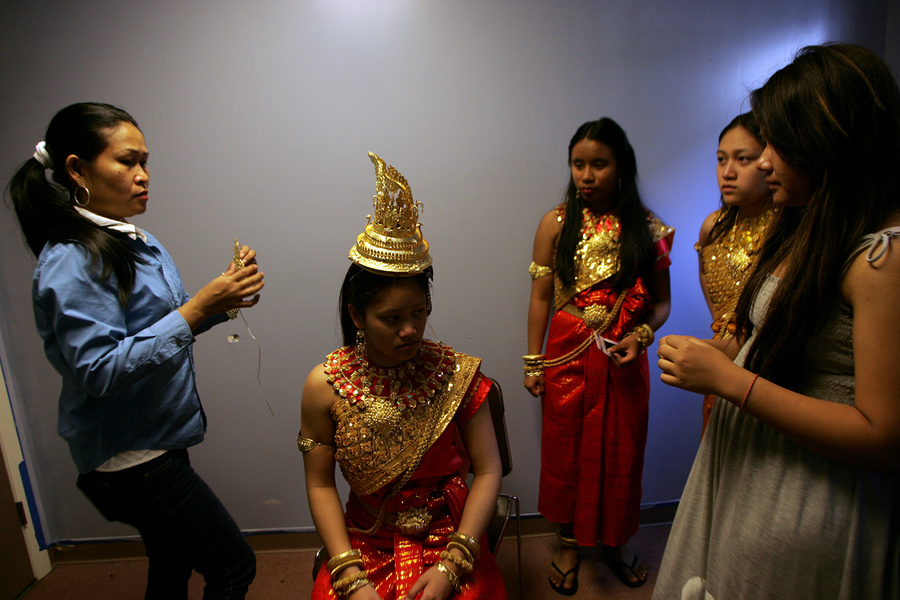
[436,561,461,590]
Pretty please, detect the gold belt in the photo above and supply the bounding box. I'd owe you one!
[559,291,627,333]
[546,293,628,368]
[358,499,436,536]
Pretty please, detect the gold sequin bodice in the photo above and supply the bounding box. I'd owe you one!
[553,205,674,310]
[325,340,481,496]
[696,206,777,339]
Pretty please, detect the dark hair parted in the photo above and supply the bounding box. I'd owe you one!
[7,102,145,305]
[338,263,434,346]
[554,118,655,292]
[737,43,900,385]
[705,113,768,245]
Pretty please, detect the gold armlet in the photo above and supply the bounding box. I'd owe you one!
[528,261,553,280]
[297,430,332,453]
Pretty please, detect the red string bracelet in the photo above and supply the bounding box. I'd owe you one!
[739,373,760,411]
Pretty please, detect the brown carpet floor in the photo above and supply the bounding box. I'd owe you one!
[18,523,670,600]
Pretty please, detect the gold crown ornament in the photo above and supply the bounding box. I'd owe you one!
[349,152,432,276]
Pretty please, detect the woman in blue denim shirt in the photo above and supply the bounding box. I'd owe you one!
[9,102,265,600]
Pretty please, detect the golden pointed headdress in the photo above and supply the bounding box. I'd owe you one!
[349,152,432,275]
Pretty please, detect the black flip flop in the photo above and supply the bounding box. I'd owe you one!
[549,559,580,596]
[605,551,647,588]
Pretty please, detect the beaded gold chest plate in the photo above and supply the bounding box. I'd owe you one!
[325,340,481,496]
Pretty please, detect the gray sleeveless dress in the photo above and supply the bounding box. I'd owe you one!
[653,233,900,600]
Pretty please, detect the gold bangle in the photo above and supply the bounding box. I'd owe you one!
[330,559,364,581]
[440,549,474,574]
[436,561,461,590]
[446,540,474,563]
[333,569,368,594]
[629,323,654,349]
[342,578,372,597]
[327,549,363,579]
[448,531,481,558]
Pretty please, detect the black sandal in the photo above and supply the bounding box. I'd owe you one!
[603,546,648,588]
[549,531,580,595]
[549,559,579,596]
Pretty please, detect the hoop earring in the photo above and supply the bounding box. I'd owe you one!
[73,186,90,207]
[356,329,366,358]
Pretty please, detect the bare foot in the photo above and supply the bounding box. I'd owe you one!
[603,544,648,587]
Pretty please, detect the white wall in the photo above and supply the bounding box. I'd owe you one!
[0,0,891,542]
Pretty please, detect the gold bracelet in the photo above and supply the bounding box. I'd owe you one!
[330,558,364,581]
[630,323,654,350]
[328,549,363,580]
[436,561,461,590]
[342,578,372,597]
[448,531,481,558]
[446,540,474,563]
[333,570,368,595]
[440,549,474,574]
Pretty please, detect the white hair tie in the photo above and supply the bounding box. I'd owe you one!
[33,141,53,170]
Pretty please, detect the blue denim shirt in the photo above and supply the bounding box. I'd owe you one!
[32,232,226,473]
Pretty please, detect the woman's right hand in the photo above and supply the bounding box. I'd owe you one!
[524,374,544,397]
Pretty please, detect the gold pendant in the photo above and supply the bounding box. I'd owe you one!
[582,303,611,330]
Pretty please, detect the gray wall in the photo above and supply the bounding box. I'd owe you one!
[0,0,893,543]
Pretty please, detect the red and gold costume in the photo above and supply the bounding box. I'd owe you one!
[538,205,673,547]
[311,340,506,600]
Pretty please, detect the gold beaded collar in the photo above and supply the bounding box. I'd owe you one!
[325,339,456,411]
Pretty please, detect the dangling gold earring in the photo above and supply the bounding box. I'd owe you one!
[356,329,366,358]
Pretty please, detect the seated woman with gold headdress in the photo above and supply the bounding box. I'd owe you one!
[299,153,507,600]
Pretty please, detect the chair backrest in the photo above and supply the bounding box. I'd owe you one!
[485,377,512,477]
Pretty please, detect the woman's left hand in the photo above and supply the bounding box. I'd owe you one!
[656,334,742,396]
[608,334,641,367]
[406,563,457,600]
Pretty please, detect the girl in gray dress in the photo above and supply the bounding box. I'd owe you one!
[654,43,900,599]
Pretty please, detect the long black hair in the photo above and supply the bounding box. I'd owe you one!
[338,263,434,346]
[554,118,654,293]
[705,112,769,244]
[7,102,145,305]
[736,43,900,385]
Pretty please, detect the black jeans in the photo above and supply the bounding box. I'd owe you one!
[77,449,256,600]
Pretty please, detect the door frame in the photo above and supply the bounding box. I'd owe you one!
[0,356,51,580]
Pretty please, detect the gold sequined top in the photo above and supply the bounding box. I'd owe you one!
[325,340,481,496]
[552,205,674,310]
[695,206,778,339]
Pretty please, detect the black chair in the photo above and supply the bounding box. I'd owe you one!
[483,377,523,599]
[312,377,522,599]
